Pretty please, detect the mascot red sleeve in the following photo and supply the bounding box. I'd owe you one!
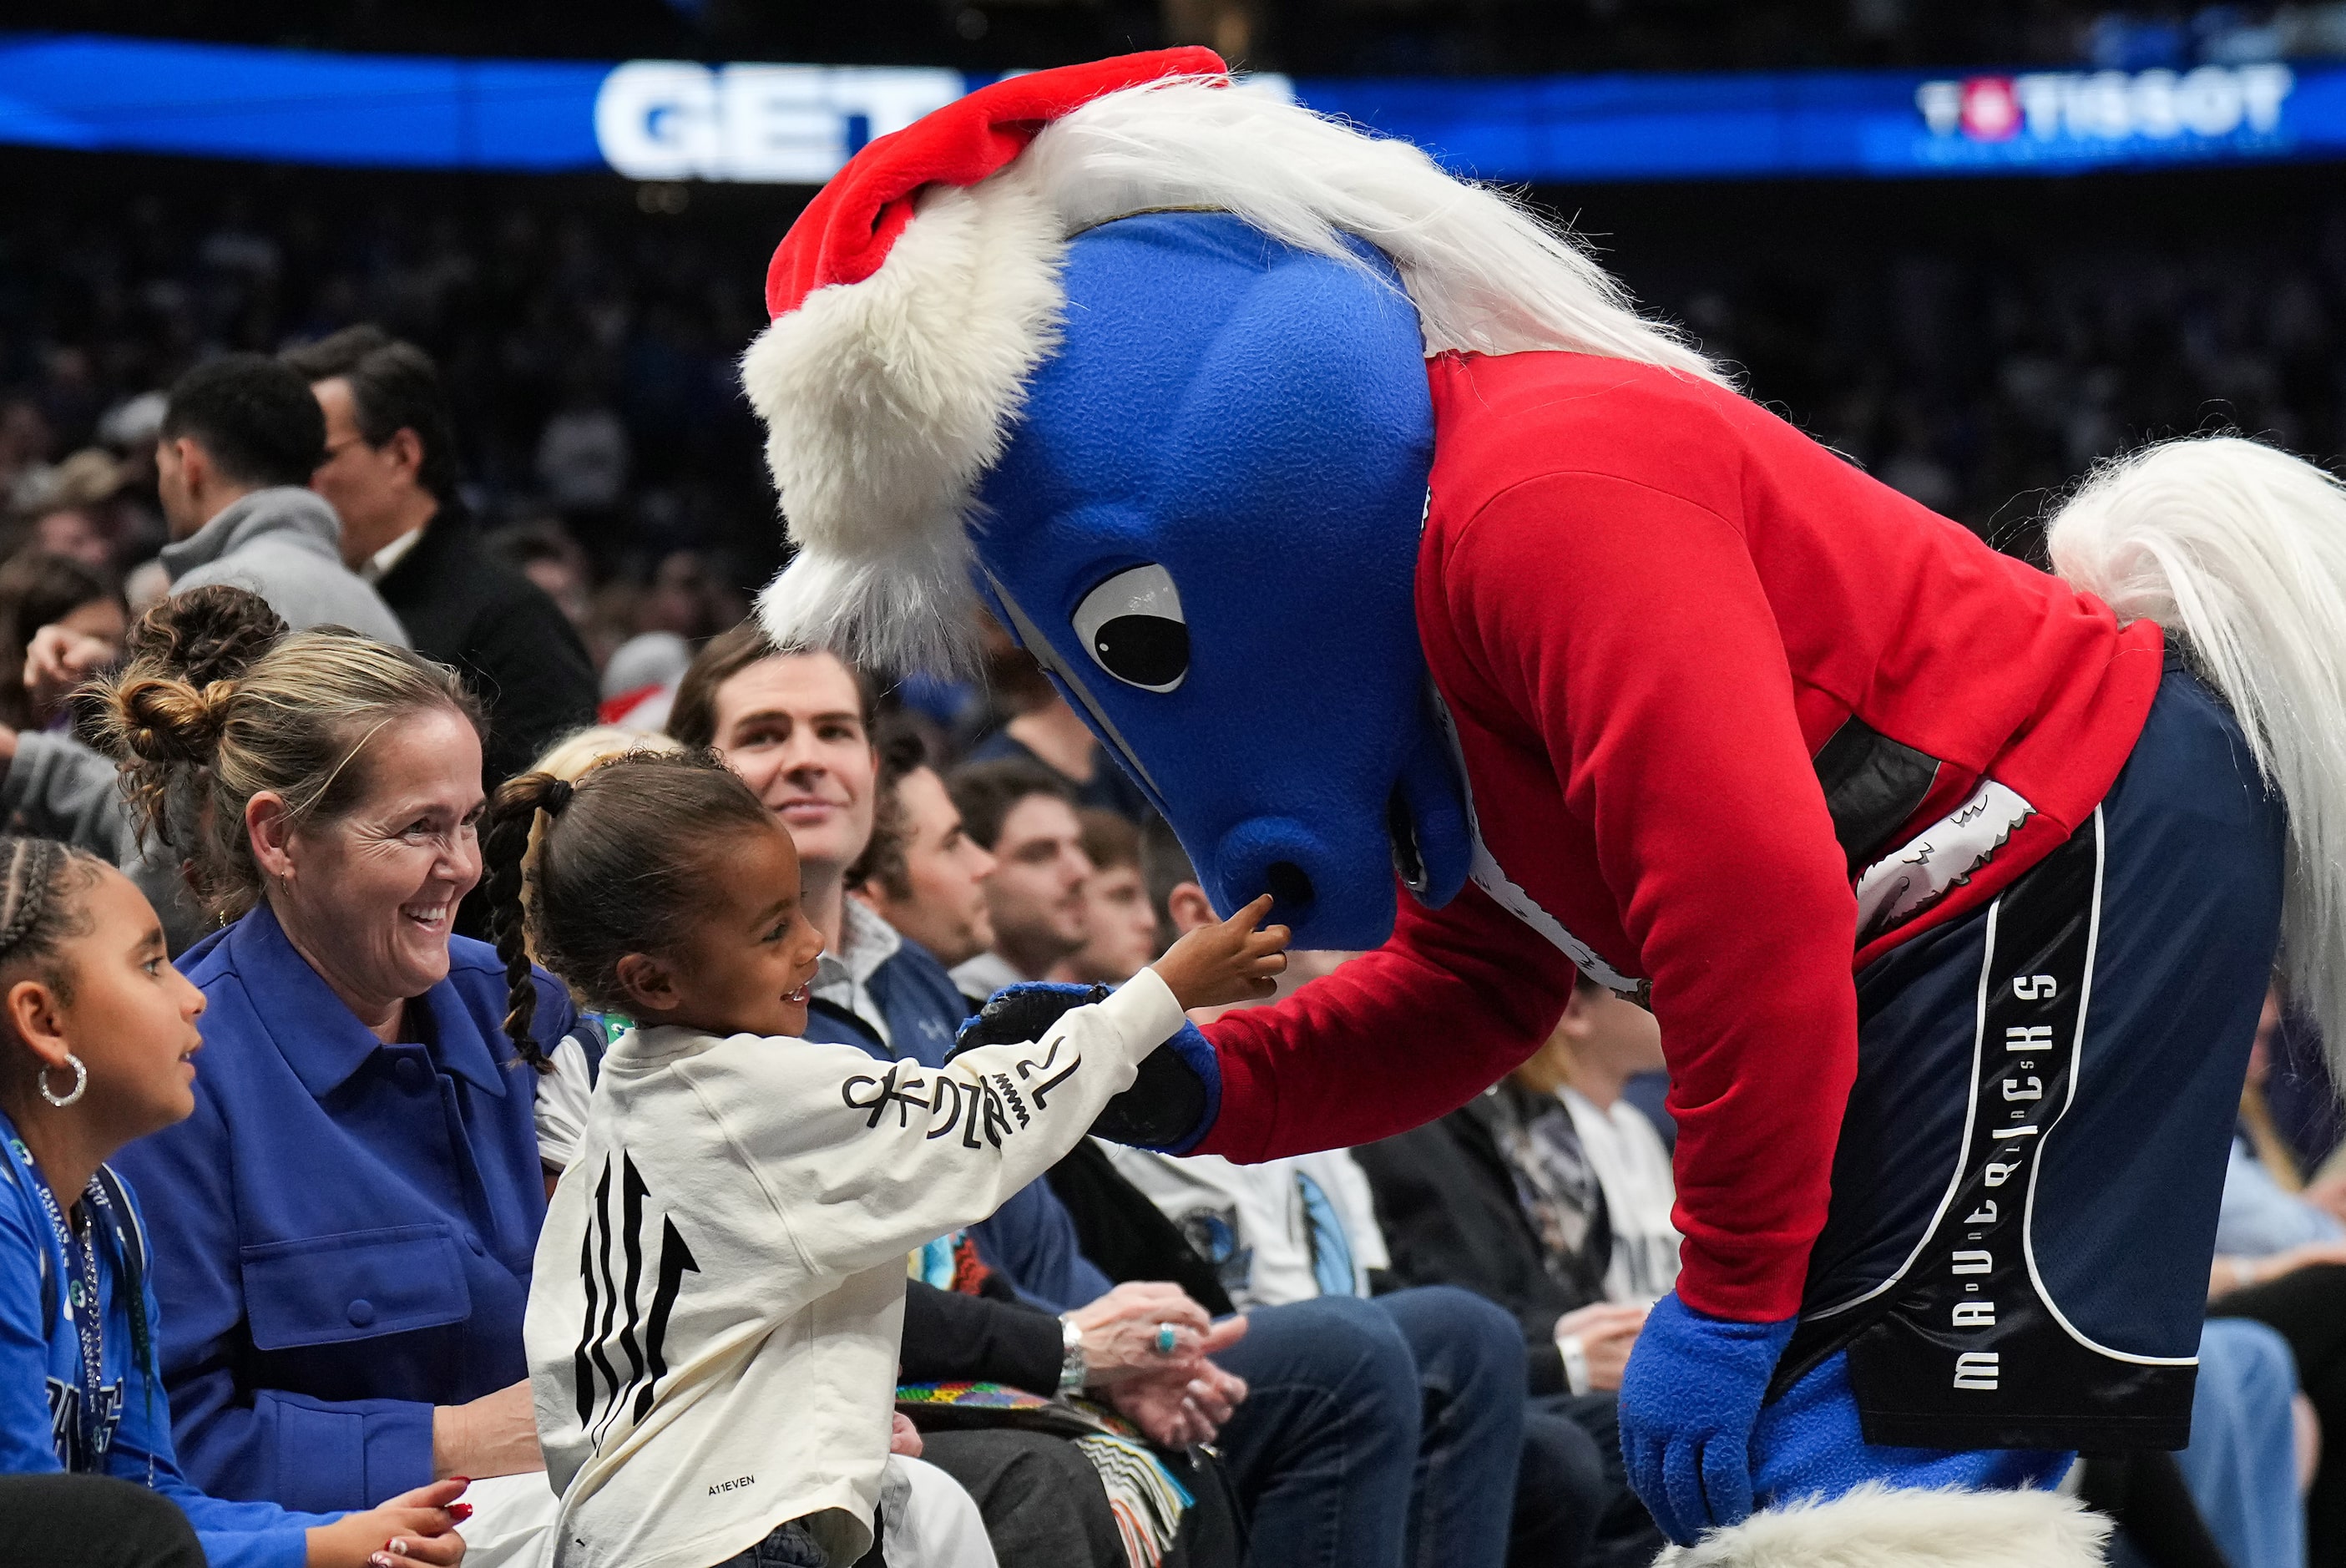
[736,51,2346,1566]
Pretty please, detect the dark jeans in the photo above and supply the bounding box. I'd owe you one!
[2079,1451,2230,1568]
[1213,1287,1524,1568]
[2210,1260,2346,1568]
[710,1518,831,1568]
[1523,1392,1664,1568]
[1515,1404,1604,1568]
[1381,1287,1529,1568]
[0,1474,205,1568]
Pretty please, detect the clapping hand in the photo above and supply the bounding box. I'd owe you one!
[1106,1316,1251,1448]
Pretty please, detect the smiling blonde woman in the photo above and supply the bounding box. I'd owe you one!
[89,584,579,1554]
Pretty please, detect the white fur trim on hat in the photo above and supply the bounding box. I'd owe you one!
[748,77,1721,674]
[744,161,1065,675]
[1651,1485,2111,1568]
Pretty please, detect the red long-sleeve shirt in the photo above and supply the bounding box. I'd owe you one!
[1196,350,2166,1323]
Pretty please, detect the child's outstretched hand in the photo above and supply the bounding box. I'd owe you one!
[1150,894,1290,1010]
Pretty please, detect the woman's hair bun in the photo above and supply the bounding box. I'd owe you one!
[109,675,230,767]
[95,585,286,771]
[124,585,288,690]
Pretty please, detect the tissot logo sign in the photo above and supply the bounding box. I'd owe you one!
[1914,64,2294,147]
[593,61,963,182]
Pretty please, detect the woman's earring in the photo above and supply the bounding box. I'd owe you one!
[38,1055,86,1109]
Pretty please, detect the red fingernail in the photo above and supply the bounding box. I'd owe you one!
[451,1476,472,1485]
[449,1503,474,1521]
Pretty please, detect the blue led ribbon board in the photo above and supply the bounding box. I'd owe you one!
[1,33,2340,183]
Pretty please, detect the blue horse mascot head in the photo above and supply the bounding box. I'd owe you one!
[968,211,1471,946]
[744,54,1702,948]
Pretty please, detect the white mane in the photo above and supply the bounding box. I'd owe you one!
[748,74,1717,675]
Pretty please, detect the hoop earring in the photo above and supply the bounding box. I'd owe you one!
[38,1055,86,1109]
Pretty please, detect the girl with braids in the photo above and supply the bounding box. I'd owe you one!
[0,835,471,1566]
[487,749,1287,1568]
[91,589,580,1558]
[501,725,686,1182]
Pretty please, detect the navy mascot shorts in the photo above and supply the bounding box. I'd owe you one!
[1774,660,2286,1451]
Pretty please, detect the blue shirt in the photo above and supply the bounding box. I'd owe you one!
[0,1111,336,1568]
[112,902,574,1512]
[2216,1134,2346,1257]
[801,936,1111,1312]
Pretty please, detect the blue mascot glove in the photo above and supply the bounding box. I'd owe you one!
[953,982,1221,1153]
[1618,1292,1797,1546]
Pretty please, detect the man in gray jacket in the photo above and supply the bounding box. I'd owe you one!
[155,354,407,645]
[0,357,407,948]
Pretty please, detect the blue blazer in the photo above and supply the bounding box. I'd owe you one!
[112,903,573,1512]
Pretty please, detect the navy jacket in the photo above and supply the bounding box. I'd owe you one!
[801,933,971,1067]
[0,1112,336,1567]
[374,506,596,795]
[112,903,572,1511]
[801,938,1112,1312]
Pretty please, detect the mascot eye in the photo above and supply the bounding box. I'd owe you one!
[1073,564,1188,692]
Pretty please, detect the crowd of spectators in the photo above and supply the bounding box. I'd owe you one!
[6,160,2343,628]
[0,166,773,653]
[0,141,2344,1567]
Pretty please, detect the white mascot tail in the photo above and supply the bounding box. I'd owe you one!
[2048,435,2346,1074]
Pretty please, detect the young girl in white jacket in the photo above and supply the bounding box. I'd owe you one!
[481,749,1285,1568]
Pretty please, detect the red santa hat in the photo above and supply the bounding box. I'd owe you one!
[761,49,1228,319]
[742,49,1717,674]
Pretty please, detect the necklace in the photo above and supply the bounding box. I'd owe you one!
[14,1137,112,1469]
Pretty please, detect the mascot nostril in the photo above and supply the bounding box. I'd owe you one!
[1263,862,1314,915]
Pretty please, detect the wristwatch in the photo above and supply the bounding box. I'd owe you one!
[1556,1331,1591,1397]
[1057,1313,1089,1399]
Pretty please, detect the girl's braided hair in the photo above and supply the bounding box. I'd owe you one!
[0,837,104,1007]
[482,748,774,1068]
[91,585,481,923]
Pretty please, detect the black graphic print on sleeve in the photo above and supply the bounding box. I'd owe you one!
[841,1034,1081,1151]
